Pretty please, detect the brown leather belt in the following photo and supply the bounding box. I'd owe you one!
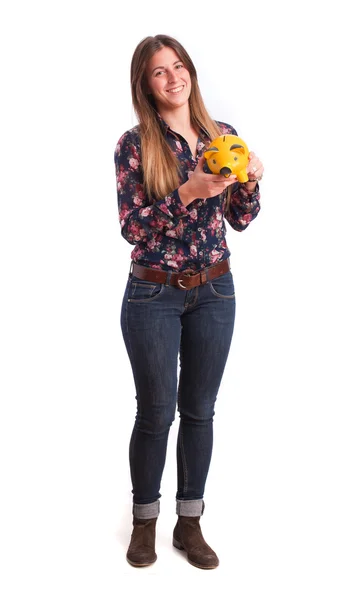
[131,258,230,291]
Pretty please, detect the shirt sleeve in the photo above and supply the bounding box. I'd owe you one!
[225,182,261,232]
[217,121,261,232]
[114,129,189,245]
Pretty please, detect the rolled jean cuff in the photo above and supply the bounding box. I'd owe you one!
[176,499,205,517]
[133,500,160,520]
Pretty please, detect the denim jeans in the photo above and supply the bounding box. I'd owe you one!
[120,264,236,518]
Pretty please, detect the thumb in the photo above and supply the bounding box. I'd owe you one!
[195,154,206,171]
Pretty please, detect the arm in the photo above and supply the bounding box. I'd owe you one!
[217,121,261,231]
[225,182,261,232]
[114,130,189,245]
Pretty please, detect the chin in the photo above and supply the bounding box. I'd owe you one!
[169,92,189,106]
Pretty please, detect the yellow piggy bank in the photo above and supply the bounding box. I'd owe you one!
[204,134,250,183]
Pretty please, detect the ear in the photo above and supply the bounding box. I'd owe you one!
[204,146,219,159]
[230,144,245,153]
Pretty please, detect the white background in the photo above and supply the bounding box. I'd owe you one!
[1,0,344,598]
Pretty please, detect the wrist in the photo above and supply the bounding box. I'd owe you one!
[178,181,196,206]
[243,180,258,193]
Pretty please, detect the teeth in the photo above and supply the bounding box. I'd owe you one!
[167,85,184,93]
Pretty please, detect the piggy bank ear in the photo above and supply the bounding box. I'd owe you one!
[230,144,245,154]
[204,146,219,159]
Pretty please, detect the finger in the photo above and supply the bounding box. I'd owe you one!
[248,155,262,168]
[247,153,262,171]
[247,160,262,175]
[225,175,238,186]
[216,175,237,189]
[196,155,206,170]
[210,174,236,182]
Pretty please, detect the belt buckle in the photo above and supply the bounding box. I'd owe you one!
[177,272,193,290]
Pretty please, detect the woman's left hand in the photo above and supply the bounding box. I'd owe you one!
[246,152,264,181]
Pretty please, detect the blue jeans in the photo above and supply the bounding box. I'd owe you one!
[120,265,236,518]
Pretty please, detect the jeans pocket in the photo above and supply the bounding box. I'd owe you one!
[127,277,164,303]
[209,271,235,299]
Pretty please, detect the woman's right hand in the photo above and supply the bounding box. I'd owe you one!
[178,156,237,206]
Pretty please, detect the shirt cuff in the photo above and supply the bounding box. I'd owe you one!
[157,188,190,219]
[239,182,260,200]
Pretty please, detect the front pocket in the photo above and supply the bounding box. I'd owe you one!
[128,278,164,303]
[209,272,235,299]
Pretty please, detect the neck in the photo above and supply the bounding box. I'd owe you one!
[158,103,193,135]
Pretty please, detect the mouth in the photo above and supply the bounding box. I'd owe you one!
[165,85,184,94]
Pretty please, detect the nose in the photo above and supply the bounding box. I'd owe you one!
[220,166,232,177]
[167,68,178,83]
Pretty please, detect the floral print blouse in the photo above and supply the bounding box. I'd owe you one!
[114,116,261,272]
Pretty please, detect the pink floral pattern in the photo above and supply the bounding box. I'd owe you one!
[114,116,260,272]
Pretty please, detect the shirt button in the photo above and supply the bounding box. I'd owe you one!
[198,227,201,231]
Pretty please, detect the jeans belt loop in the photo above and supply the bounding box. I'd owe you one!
[165,271,172,286]
[200,271,207,285]
[204,266,211,283]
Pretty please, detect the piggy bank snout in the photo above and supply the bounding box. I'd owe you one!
[220,166,232,177]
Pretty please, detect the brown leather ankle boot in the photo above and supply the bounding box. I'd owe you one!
[126,517,157,567]
[173,516,219,569]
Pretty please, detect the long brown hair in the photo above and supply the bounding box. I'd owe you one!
[130,35,221,200]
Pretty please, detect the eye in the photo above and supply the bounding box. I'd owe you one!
[154,70,165,77]
[176,63,184,69]
[234,156,238,161]
[213,159,217,164]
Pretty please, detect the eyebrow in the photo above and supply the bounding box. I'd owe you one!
[151,60,182,75]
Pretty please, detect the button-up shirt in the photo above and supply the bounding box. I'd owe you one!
[114,117,260,272]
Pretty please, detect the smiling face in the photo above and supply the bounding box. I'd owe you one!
[145,46,192,113]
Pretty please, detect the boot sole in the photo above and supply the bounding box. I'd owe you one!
[172,538,219,569]
[126,556,157,568]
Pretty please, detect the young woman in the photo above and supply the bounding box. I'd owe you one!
[114,34,263,569]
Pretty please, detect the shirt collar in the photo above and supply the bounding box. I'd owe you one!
[155,112,171,133]
[155,111,210,142]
